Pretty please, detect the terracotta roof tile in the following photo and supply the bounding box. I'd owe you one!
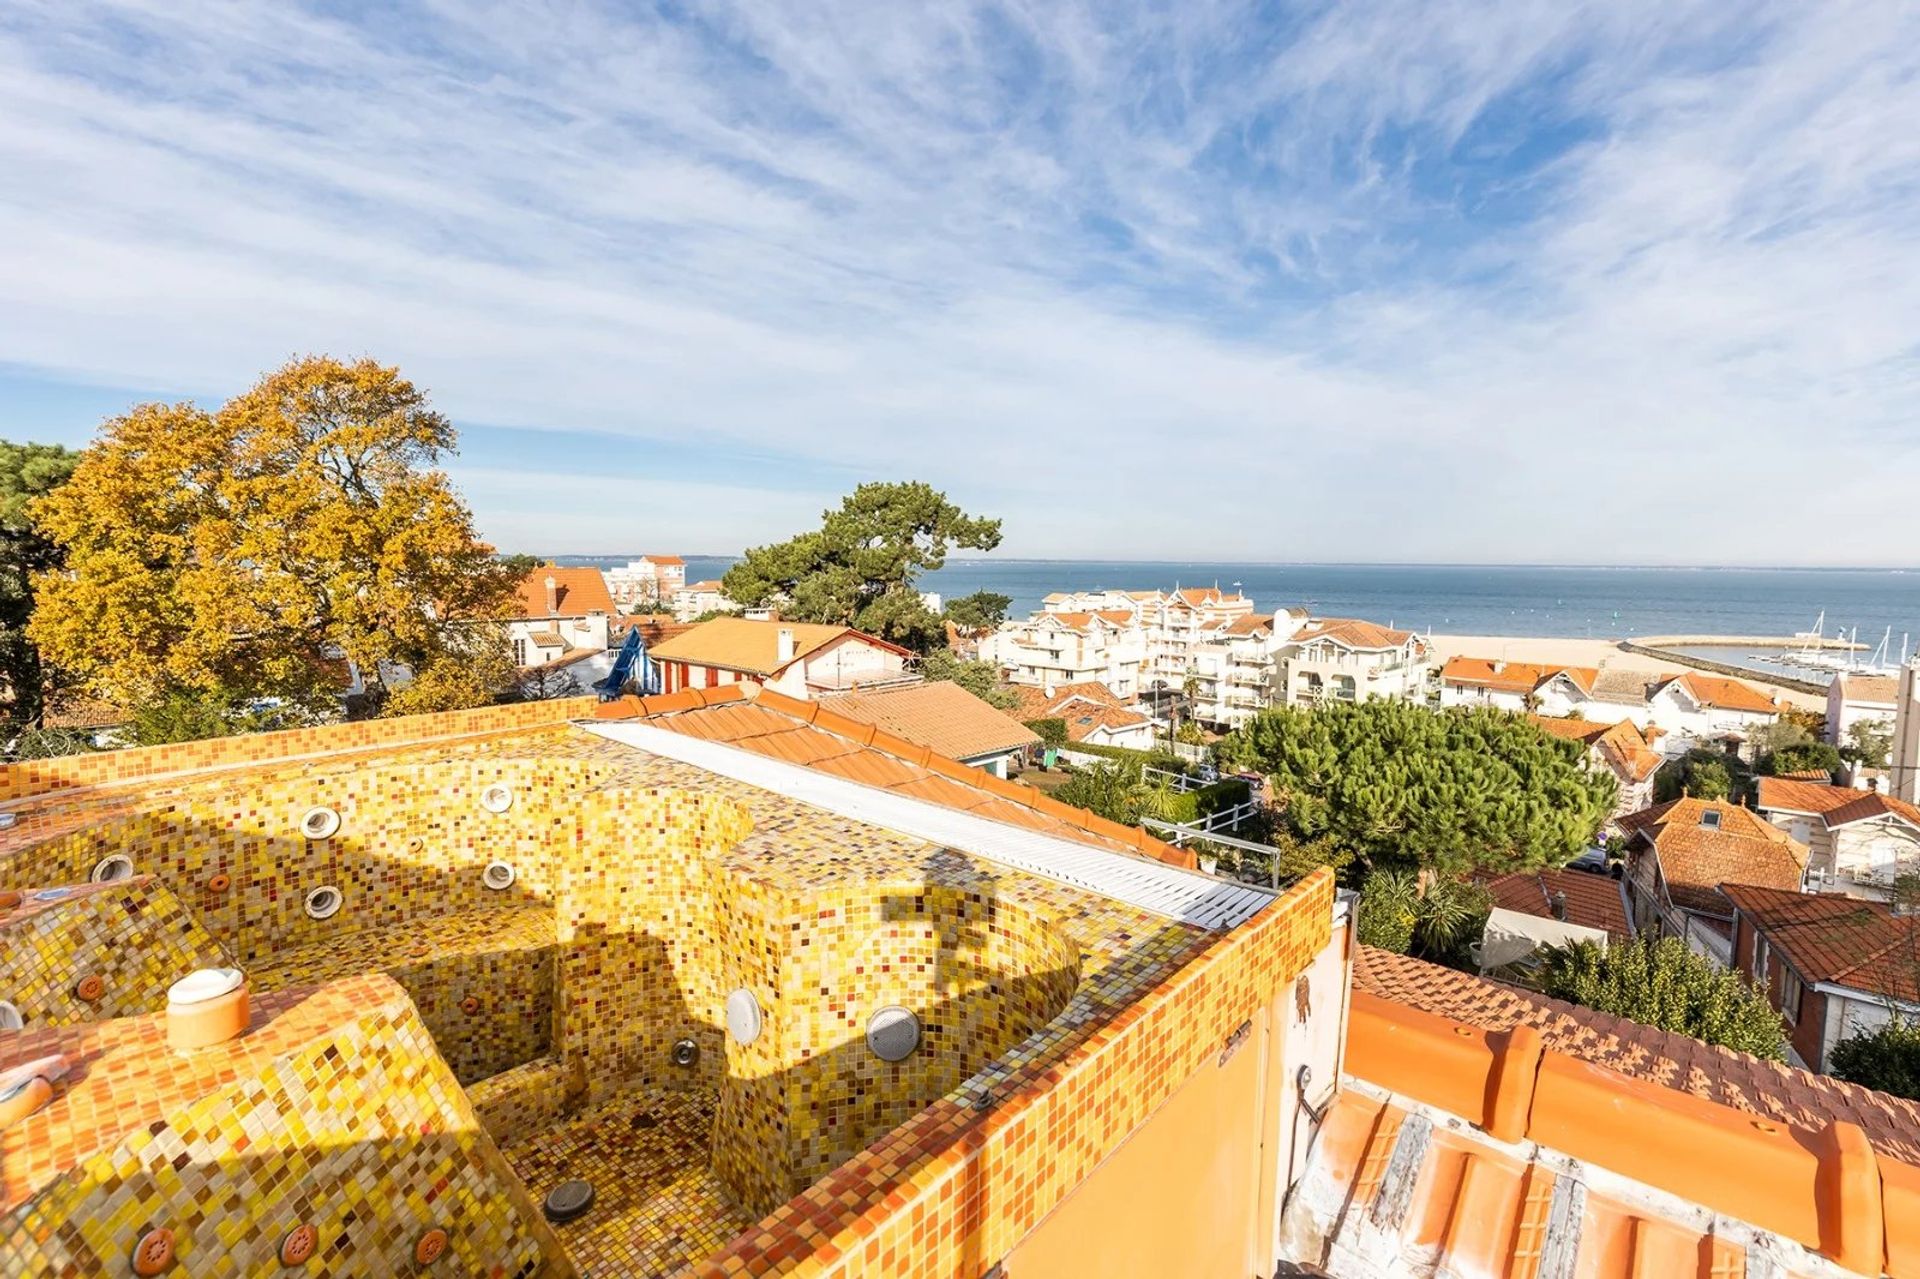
[511,565,617,619]
[609,685,1196,869]
[1662,672,1780,715]
[823,682,1038,762]
[1622,797,1806,912]
[1293,616,1415,650]
[649,617,908,676]
[1838,674,1899,703]
[1720,883,1920,1002]
[1481,868,1633,941]
[1355,945,1920,1166]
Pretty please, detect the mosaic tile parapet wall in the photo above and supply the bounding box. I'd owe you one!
[774,883,1081,1203]
[2,974,574,1279]
[695,868,1337,1279]
[0,756,613,965]
[0,696,599,803]
[0,876,234,1030]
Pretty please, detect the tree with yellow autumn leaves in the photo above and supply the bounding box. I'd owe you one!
[28,357,522,724]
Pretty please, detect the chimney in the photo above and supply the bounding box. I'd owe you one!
[1550,890,1568,922]
[543,574,559,615]
[777,628,796,666]
[1492,659,1506,674]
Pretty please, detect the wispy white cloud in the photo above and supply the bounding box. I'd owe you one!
[0,1,1916,561]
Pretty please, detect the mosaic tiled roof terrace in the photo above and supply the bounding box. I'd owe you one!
[0,694,1331,1278]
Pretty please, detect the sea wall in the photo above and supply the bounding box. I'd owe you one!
[1620,641,1830,697]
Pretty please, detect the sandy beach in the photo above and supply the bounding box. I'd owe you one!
[1426,633,1827,711]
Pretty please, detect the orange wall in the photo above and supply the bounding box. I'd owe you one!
[1000,984,1288,1278]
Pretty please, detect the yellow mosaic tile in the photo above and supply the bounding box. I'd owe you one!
[502,1087,750,1278]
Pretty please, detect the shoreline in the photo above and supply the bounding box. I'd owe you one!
[1425,633,1831,711]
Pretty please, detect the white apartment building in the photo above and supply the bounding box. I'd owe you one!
[1276,617,1431,707]
[603,555,687,608]
[1438,658,1782,756]
[979,609,1150,698]
[670,579,736,622]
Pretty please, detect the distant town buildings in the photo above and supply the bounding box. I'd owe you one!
[602,555,686,608]
[670,578,736,622]
[648,617,913,700]
[978,587,1433,729]
[1439,658,1781,757]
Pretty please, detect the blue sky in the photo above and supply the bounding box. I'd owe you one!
[2,2,1917,563]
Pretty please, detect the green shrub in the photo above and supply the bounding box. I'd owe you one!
[1024,717,1068,749]
[1831,1020,1920,1099]
[1541,936,1785,1060]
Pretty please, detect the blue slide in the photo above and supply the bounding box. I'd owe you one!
[598,627,662,699]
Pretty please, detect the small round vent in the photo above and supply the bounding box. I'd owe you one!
[479,783,514,814]
[482,861,517,891]
[304,885,343,920]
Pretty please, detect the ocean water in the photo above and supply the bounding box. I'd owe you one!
[552,557,1920,646]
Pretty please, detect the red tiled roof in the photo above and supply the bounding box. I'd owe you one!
[1824,790,1920,831]
[1354,945,1920,1166]
[591,684,1195,869]
[1620,797,1807,913]
[1444,657,1597,694]
[1756,778,1920,830]
[649,617,909,676]
[1838,674,1899,704]
[1481,868,1633,941]
[642,554,685,565]
[1720,883,1920,1004]
[1224,613,1274,636]
[1660,672,1779,715]
[1756,776,1854,815]
[510,565,617,619]
[1008,683,1153,742]
[1530,714,1663,783]
[822,681,1039,762]
[1293,616,1414,650]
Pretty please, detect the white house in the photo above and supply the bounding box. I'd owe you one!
[1755,776,1920,899]
[1643,673,1782,756]
[603,555,687,609]
[1827,673,1898,748]
[649,617,913,700]
[504,566,616,668]
[1273,616,1430,707]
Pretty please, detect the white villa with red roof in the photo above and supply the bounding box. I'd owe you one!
[503,564,618,667]
[1274,614,1431,707]
[1441,656,1781,755]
